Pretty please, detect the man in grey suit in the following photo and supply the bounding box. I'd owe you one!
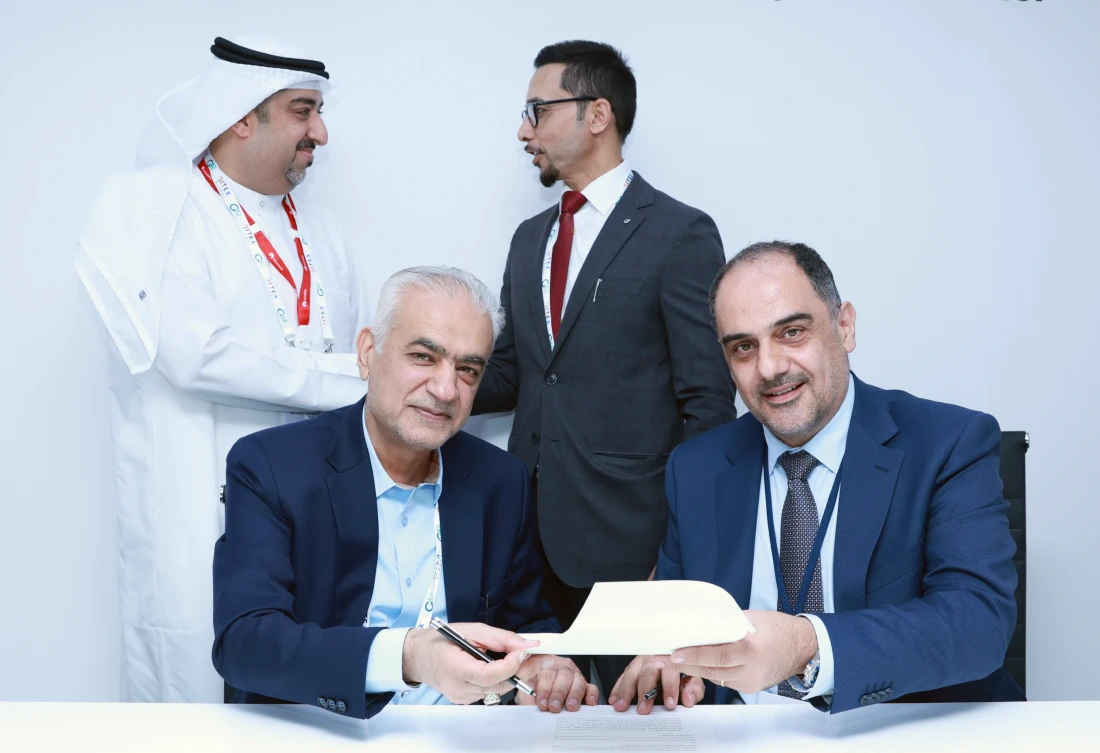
[473,40,737,694]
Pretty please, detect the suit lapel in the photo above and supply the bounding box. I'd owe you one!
[525,208,559,366]
[832,379,903,612]
[713,419,765,606]
[325,399,381,626]
[550,175,654,363]
[439,440,484,623]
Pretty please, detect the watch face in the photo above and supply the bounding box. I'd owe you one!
[803,659,821,686]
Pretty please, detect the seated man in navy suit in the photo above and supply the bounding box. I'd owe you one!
[213,266,598,719]
[610,241,1022,713]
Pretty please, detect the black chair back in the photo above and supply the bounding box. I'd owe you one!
[1000,430,1028,696]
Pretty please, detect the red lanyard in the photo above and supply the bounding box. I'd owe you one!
[197,160,312,327]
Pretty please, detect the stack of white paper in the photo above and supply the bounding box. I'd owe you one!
[523,580,755,656]
[536,707,719,752]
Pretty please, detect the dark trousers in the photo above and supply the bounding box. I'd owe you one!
[531,471,631,700]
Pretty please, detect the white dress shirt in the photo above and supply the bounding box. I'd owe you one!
[742,373,856,705]
[360,412,450,705]
[542,160,633,341]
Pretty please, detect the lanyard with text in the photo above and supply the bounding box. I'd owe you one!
[197,152,335,351]
[762,445,844,616]
[541,170,634,350]
[363,487,443,630]
[416,504,444,627]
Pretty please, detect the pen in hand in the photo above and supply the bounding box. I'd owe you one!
[643,673,689,702]
[429,618,535,696]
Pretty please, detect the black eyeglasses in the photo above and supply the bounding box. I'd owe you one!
[521,97,597,127]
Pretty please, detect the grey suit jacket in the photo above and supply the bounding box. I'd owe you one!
[473,173,737,587]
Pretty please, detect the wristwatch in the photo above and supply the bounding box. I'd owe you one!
[787,654,821,693]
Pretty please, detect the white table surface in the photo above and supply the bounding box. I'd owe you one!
[0,700,1092,752]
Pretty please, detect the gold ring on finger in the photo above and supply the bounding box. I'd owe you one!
[719,680,725,688]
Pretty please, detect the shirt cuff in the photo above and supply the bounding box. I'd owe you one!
[799,614,835,701]
[364,628,417,694]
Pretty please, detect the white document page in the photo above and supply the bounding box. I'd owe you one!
[535,707,718,753]
[524,580,755,656]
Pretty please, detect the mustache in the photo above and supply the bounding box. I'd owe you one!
[410,400,455,418]
[296,139,317,151]
[756,373,810,398]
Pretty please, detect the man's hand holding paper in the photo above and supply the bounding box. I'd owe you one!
[608,611,816,713]
[667,611,818,694]
[401,624,598,710]
[401,624,535,706]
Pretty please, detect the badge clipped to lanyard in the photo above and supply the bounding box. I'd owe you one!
[198,152,335,352]
[763,446,844,616]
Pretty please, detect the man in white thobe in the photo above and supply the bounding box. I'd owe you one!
[74,35,369,703]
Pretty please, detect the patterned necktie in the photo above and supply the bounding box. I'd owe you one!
[776,449,822,699]
[549,191,588,340]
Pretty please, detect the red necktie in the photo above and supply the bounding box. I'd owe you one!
[549,191,588,339]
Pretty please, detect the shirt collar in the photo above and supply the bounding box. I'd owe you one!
[221,172,284,212]
[361,407,444,502]
[565,160,632,216]
[762,372,856,476]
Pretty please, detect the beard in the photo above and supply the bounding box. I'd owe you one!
[757,384,832,441]
[285,164,307,188]
[752,358,850,444]
[285,138,317,188]
[539,159,561,188]
[366,391,458,452]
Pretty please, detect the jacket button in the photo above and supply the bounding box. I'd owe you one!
[883,688,893,698]
[327,699,336,711]
[859,695,871,706]
[317,697,326,707]
[337,701,346,713]
[531,432,541,445]
[546,373,558,385]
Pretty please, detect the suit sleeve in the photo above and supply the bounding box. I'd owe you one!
[654,446,686,580]
[490,461,559,634]
[659,212,737,439]
[212,436,394,720]
[818,413,1018,713]
[473,228,523,415]
[154,201,368,413]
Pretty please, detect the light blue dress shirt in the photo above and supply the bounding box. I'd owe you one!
[361,412,450,705]
[742,372,856,705]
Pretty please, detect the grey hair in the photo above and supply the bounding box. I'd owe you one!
[373,266,505,350]
[708,241,843,326]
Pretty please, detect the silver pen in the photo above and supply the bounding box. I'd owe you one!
[593,278,602,302]
[429,618,535,695]
[643,673,689,702]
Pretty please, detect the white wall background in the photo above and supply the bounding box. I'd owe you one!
[1,0,1096,702]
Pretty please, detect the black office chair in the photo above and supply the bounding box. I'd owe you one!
[999,430,1028,696]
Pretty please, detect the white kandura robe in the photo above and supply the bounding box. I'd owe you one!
[101,168,369,702]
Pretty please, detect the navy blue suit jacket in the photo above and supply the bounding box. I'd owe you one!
[212,399,558,720]
[656,376,1023,712]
